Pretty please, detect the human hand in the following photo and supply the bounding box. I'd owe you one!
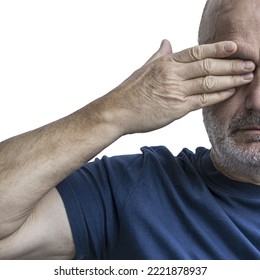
[105,40,255,135]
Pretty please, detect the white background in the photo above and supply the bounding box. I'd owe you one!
[0,0,209,159]
[0,2,258,276]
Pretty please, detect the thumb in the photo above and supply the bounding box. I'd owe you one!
[144,39,172,65]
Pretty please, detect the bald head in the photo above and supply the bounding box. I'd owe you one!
[198,0,260,45]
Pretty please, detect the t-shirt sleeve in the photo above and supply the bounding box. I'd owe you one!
[56,152,144,259]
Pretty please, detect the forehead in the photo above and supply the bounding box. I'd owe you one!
[211,0,260,62]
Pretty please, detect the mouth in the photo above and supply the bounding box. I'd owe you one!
[228,112,260,136]
[231,126,260,142]
[238,127,260,133]
[232,126,260,134]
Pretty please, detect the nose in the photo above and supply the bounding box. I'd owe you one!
[245,67,260,111]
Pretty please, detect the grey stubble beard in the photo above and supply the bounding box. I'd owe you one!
[202,107,260,179]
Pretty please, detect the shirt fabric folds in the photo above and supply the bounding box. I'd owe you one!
[57,146,260,259]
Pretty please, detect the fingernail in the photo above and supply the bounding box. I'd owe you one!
[243,73,254,80]
[224,43,236,52]
[243,61,255,70]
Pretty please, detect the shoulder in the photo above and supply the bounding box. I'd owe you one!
[139,145,209,173]
[58,146,208,191]
[99,145,209,177]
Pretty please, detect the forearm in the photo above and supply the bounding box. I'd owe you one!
[0,96,121,239]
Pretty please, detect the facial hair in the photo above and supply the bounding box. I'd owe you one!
[203,107,260,178]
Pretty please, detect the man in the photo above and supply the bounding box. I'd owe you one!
[0,0,259,259]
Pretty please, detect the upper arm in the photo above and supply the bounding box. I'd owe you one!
[0,188,75,260]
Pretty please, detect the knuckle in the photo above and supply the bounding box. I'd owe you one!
[230,75,239,85]
[161,53,174,63]
[202,58,213,75]
[198,93,209,107]
[229,60,238,73]
[191,94,209,110]
[189,45,203,60]
[202,76,215,91]
[213,43,221,57]
[156,63,172,80]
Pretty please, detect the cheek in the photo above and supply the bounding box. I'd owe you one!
[210,87,247,124]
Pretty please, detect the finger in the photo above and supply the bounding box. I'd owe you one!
[144,39,172,65]
[184,73,254,95]
[172,41,238,63]
[181,58,255,80]
[188,88,237,111]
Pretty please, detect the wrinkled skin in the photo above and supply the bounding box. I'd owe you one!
[0,1,257,259]
[201,0,260,184]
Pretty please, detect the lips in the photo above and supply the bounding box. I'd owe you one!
[230,126,260,136]
[238,126,260,131]
[230,127,260,143]
[229,113,260,135]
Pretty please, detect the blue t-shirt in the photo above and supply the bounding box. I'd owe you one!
[56,146,260,259]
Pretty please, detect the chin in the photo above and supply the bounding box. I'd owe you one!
[212,137,260,178]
